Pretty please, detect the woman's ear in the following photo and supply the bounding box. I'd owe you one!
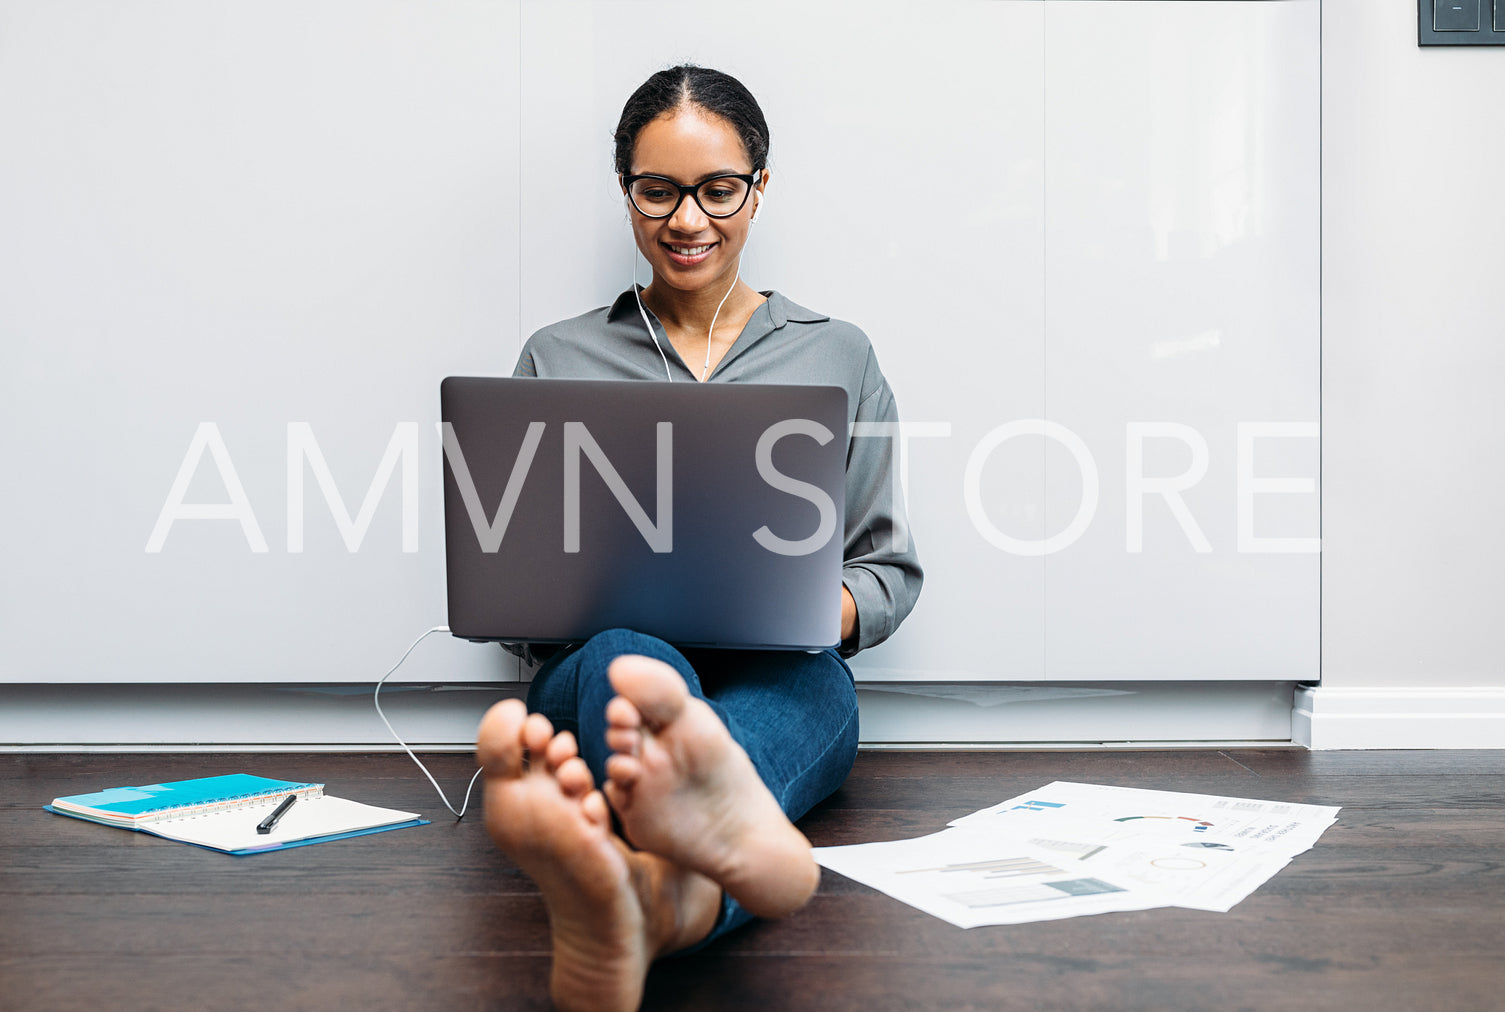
[750,170,770,223]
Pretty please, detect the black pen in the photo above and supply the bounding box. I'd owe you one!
[256,794,297,835]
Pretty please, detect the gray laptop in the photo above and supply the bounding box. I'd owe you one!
[440,377,848,650]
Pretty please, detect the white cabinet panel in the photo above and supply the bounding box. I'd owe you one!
[1,1,1320,688]
[0,2,523,682]
[1041,1,1321,678]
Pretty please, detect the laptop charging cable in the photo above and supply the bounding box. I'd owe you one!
[373,624,484,820]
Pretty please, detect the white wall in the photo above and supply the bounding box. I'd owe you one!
[11,0,1497,746]
[1302,0,1505,746]
[3,0,1498,748]
[1321,0,1505,691]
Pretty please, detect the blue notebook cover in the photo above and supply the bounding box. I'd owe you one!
[53,775,321,820]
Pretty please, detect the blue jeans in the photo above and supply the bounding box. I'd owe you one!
[525,628,860,949]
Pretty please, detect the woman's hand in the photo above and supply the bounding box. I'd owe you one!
[840,586,858,644]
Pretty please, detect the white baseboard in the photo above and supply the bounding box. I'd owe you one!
[855,681,1294,746]
[1293,686,1505,749]
[11,683,1500,752]
[0,680,1297,750]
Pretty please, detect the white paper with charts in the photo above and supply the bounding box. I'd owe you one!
[812,782,1339,928]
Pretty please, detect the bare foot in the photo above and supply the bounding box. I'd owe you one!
[477,700,721,1012]
[600,655,820,919]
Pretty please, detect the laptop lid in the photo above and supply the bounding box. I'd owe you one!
[440,377,848,650]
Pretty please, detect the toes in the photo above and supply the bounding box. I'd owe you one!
[544,730,580,771]
[476,698,528,777]
[605,725,642,757]
[607,655,689,729]
[522,712,555,757]
[605,694,643,731]
[581,789,611,828]
[605,753,643,789]
[555,755,595,798]
[602,778,628,818]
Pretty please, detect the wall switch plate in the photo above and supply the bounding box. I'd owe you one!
[1433,0,1480,31]
[1420,0,1505,42]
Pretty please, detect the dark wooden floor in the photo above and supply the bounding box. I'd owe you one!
[2,749,1502,1011]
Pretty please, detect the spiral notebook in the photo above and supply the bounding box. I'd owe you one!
[45,773,428,855]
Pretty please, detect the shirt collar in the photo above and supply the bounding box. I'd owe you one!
[606,287,830,330]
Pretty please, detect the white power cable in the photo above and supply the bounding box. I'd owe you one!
[372,624,484,820]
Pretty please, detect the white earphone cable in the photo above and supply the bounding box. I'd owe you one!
[632,249,675,383]
[702,269,738,381]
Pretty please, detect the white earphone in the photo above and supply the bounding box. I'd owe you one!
[750,189,766,224]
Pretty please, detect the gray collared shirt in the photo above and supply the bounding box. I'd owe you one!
[515,287,922,655]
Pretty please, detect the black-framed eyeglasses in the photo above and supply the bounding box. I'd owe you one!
[623,173,759,219]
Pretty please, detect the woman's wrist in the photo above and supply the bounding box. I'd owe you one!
[840,586,858,643]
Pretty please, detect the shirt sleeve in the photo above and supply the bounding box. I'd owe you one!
[839,349,924,655]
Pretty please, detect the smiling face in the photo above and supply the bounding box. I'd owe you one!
[623,106,766,297]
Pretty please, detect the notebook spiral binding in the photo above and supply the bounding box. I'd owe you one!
[133,783,325,824]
